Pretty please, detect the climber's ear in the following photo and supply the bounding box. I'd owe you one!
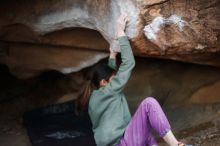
[99,79,108,87]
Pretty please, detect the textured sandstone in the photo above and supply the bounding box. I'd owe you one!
[0,41,107,78]
[0,0,219,78]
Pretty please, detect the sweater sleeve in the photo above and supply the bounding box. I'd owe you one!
[108,58,117,70]
[102,36,135,94]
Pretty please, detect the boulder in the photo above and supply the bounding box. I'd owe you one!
[0,0,219,78]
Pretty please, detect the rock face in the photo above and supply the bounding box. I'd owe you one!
[0,0,219,78]
[125,58,220,112]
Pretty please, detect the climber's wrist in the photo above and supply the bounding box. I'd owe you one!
[110,52,117,59]
[117,30,126,38]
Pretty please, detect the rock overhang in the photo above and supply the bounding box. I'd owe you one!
[0,0,219,78]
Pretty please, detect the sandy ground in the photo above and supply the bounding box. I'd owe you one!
[0,118,219,146]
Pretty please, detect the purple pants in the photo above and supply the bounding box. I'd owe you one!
[117,97,171,146]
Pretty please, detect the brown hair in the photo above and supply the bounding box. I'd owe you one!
[75,80,92,114]
[75,64,116,114]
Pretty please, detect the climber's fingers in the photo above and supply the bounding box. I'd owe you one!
[116,13,129,37]
[124,15,129,24]
[120,13,128,24]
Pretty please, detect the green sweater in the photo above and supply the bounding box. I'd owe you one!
[88,36,135,146]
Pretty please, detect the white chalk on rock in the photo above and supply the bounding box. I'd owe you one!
[144,14,186,40]
[167,14,186,31]
[143,16,164,40]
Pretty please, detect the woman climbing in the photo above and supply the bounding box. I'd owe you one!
[76,14,191,146]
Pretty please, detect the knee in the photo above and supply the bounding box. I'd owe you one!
[141,97,161,112]
[142,97,158,105]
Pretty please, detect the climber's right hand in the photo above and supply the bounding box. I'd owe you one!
[116,13,129,38]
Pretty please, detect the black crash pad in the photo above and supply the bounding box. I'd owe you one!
[23,101,96,146]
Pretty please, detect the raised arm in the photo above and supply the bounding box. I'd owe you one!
[108,49,117,70]
[103,14,135,94]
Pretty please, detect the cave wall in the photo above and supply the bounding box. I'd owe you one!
[124,58,220,113]
[1,57,220,113]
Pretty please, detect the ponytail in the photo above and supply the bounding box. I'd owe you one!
[75,80,92,114]
[75,64,115,114]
